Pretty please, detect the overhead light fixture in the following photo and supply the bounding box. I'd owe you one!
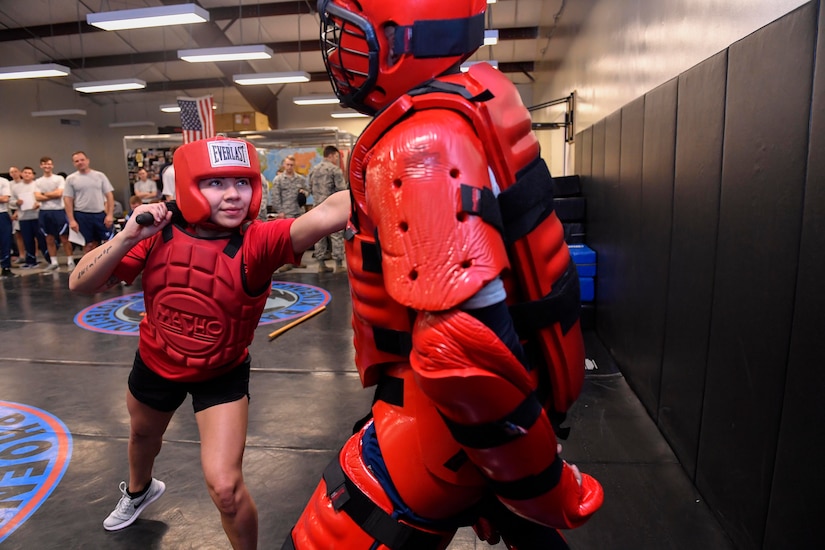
[109,121,155,128]
[330,109,370,119]
[487,0,497,4]
[31,109,87,117]
[87,4,209,31]
[73,78,146,93]
[233,71,310,85]
[178,45,273,63]
[0,63,70,80]
[460,60,499,72]
[160,102,217,113]
[484,30,499,46]
[293,94,340,106]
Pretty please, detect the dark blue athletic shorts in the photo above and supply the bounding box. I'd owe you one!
[75,211,113,245]
[39,209,68,239]
[128,351,251,413]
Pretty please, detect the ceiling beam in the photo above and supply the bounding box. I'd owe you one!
[0,2,313,43]
[45,27,539,70]
[137,63,537,93]
[49,40,322,70]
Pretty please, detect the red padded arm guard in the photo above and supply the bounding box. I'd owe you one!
[409,308,603,529]
[365,109,510,312]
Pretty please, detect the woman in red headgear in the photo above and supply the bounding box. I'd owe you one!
[69,136,350,549]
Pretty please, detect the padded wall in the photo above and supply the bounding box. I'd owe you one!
[658,51,727,479]
[593,115,622,347]
[763,5,825,547]
[697,5,815,546]
[576,2,820,547]
[633,80,677,417]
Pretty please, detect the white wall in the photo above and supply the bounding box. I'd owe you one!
[535,0,810,176]
[0,77,139,203]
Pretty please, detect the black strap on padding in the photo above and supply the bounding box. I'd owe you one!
[439,392,543,449]
[322,459,446,549]
[489,455,564,501]
[373,327,413,358]
[394,13,484,59]
[159,223,243,259]
[373,375,405,407]
[460,184,504,234]
[162,224,174,242]
[223,232,243,258]
[497,156,556,245]
[361,237,382,274]
[407,79,494,103]
[509,260,581,335]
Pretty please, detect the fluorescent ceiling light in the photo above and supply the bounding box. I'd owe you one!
[31,109,87,117]
[160,102,217,113]
[484,30,499,46]
[330,109,370,119]
[109,121,155,128]
[487,0,497,4]
[233,71,310,85]
[460,60,499,72]
[73,78,146,93]
[87,4,209,31]
[293,94,340,106]
[178,45,273,63]
[0,63,70,80]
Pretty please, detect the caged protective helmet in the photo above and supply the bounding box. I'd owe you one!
[317,0,487,115]
[173,136,263,226]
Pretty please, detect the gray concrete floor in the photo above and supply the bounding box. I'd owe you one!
[0,251,732,549]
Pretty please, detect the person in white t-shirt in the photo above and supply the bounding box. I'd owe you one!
[0,175,13,277]
[161,153,176,201]
[11,166,50,268]
[34,156,75,271]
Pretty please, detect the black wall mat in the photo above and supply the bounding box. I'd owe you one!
[575,2,821,547]
[610,98,645,385]
[625,79,678,420]
[594,113,622,352]
[659,51,727,480]
[696,4,815,547]
[763,3,825,548]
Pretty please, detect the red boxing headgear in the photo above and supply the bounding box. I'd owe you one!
[173,136,263,225]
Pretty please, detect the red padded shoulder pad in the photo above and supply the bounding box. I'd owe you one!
[366,109,509,311]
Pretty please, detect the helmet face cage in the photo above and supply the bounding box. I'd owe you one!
[319,0,380,115]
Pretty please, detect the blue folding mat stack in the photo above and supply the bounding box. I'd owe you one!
[569,244,596,303]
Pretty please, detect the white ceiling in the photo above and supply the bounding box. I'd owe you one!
[0,0,585,116]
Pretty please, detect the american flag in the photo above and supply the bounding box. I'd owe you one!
[178,95,215,143]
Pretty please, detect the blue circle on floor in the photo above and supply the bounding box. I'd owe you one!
[0,401,73,544]
[74,281,331,335]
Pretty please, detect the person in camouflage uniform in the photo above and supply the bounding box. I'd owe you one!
[270,155,307,220]
[271,155,308,271]
[308,146,348,273]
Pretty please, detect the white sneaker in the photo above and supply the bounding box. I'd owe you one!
[45,263,60,271]
[67,262,75,272]
[103,478,166,531]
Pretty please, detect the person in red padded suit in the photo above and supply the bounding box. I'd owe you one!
[282,1,604,549]
[69,136,350,549]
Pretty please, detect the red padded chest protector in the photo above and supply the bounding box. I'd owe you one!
[138,225,270,381]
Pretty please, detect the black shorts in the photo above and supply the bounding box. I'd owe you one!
[128,351,251,413]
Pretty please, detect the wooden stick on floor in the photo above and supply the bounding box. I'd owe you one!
[268,305,327,341]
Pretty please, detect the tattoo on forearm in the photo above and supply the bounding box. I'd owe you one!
[74,244,113,281]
